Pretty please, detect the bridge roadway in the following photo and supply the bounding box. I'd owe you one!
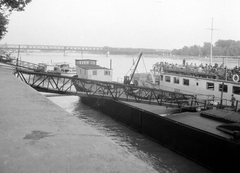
[0,67,158,173]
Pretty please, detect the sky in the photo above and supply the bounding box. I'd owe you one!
[1,0,240,50]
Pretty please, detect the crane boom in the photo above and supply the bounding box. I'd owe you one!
[129,52,142,83]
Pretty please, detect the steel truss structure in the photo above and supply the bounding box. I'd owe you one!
[14,69,210,109]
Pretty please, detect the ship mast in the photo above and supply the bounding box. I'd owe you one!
[210,19,213,65]
[206,18,218,65]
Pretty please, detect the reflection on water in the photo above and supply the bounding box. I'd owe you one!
[47,95,212,173]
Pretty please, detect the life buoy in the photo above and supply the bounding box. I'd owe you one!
[233,74,239,82]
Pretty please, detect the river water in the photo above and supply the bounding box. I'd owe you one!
[15,52,215,173]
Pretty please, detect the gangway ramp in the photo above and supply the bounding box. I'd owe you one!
[14,68,209,110]
[0,58,38,71]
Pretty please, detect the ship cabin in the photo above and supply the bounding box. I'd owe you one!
[150,62,240,103]
[158,71,240,103]
[75,59,112,81]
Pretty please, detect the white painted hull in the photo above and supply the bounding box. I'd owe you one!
[158,72,240,104]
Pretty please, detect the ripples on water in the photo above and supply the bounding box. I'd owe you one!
[47,95,212,173]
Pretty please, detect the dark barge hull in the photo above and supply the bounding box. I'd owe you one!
[81,95,240,173]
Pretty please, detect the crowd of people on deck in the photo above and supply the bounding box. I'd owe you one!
[152,60,240,81]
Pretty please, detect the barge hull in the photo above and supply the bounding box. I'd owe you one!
[81,96,240,173]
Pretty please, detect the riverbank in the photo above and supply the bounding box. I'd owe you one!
[0,67,157,173]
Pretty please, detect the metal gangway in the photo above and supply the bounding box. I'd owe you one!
[1,58,236,111]
[0,58,215,109]
[13,68,213,110]
[0,58,38,70]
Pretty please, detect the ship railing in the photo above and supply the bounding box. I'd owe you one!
[1,58,38,70]
[154,66,240,83]
[183,95,216,110]
[162,68,224,80]
[14,69,77,94]
[208,97,240,112]
[16,60,38,70]
[183,94,240,111]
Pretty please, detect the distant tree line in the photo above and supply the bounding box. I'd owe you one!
[172,40,240,57]
[102,46,170,55]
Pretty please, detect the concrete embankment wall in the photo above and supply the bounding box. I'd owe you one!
[81,96,240,173]
[0,67,158,173]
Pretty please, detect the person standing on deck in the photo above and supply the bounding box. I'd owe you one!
[183,59,186,66]
[231,94,236,107]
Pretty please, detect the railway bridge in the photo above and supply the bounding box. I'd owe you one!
[0,44,171,56]
[0,44,103,56]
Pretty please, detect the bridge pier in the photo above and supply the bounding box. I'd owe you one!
[63,47,67,56]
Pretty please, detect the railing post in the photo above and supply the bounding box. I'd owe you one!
[235,100,239,112]
[160,91,163,105]
[220,99,223,109]
[204,100,207,109]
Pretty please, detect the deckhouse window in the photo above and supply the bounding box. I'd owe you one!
[219,84,228,93]
[183,79,189,86]
[174,77,179,84]
[93,70,97,75]
[233,86,240,95]
[165,76,170,82]
[207,82,214,90]
[104,70,110,75]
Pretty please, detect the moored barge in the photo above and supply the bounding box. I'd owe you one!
[72,57,240,173]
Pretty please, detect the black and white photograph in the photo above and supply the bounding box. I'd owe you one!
[1,0,240,172]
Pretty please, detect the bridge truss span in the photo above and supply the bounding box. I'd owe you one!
[0,44,103,52]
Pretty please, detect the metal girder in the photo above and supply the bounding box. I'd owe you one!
[15,69,207,109]
[14,70,76,94]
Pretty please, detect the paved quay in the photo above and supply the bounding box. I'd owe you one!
[0,67,157,173]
